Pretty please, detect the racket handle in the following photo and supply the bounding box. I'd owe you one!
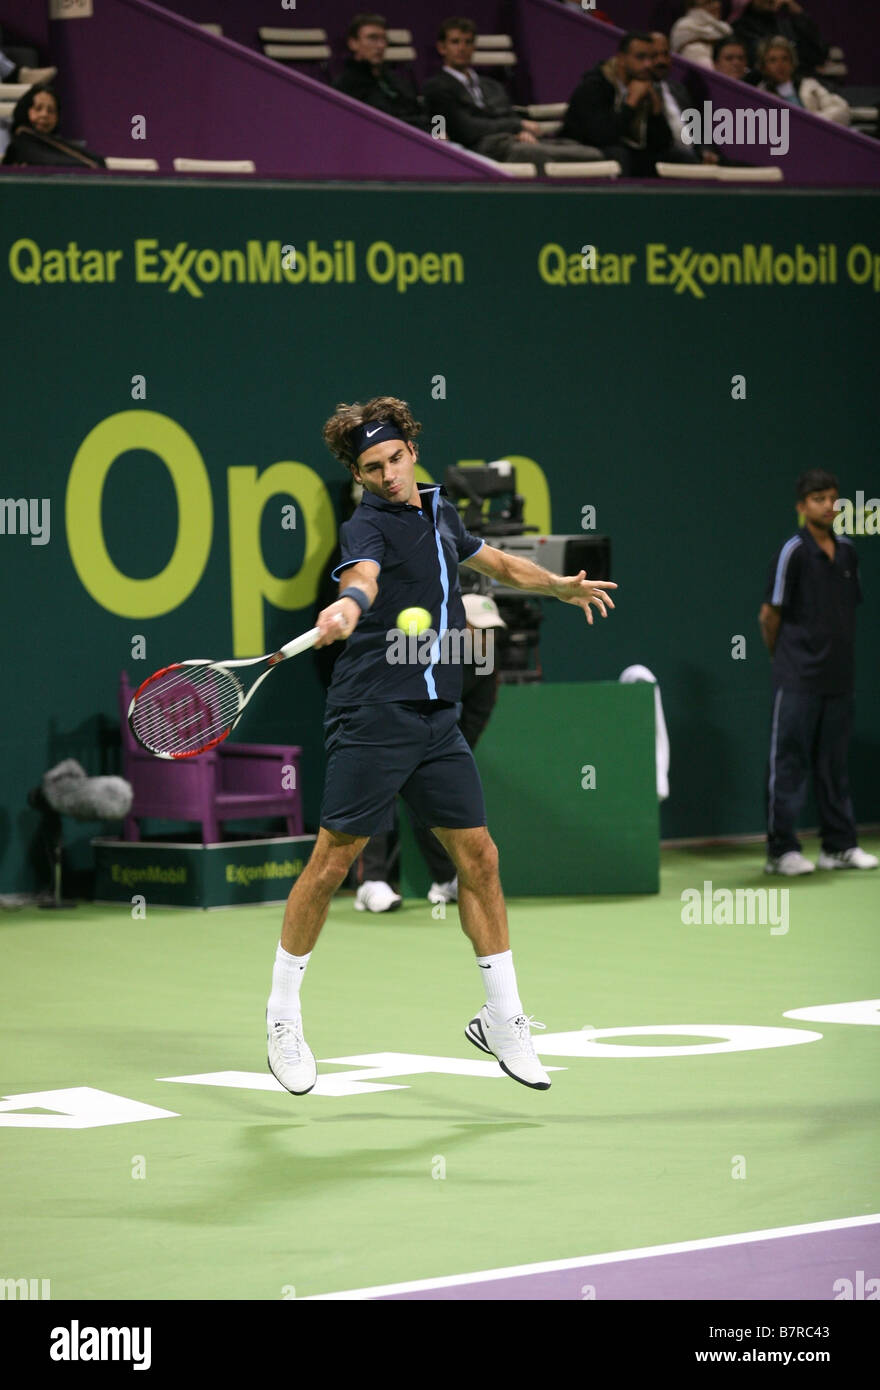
[267,625,322,665]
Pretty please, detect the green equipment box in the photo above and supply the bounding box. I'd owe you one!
[93,834,316,909]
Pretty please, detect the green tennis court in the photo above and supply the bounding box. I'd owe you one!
[2,837,877,1300]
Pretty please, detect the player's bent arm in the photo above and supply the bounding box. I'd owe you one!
[758,602,781,655]
[337,560,380,607]
[315,560,380,647]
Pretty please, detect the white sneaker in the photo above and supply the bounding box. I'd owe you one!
[427,876,458,904]
[267,1013,316,1095]
[465,1005,551,1090]
[817,847,879,870]
[765,851,815,876]
[354,880,402,912]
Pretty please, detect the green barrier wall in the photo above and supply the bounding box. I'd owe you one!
[1,180,878,893]
[399,682,659,898]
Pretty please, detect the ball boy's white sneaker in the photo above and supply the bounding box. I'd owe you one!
[817,847,879,870]
[764,851,815,876]
[465,1005,551,1090]
[427,876,458,904]
[355,881,403,912]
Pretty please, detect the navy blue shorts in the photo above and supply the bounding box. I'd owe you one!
[320,699,487,837]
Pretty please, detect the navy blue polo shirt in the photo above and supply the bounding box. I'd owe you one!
[764,528,862,693]
[326,483,485,707]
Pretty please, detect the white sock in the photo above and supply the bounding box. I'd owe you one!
[476,948,523,1020]
[267,942,311,1023]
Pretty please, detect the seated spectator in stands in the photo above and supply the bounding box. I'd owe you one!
[334,12,429,131]
[423,16,604,166]
[1,85,105,167]
[560,31,673,176]
[0,52,57,158]
[670,1,733,70]
[713,35,750,80]
[651,32,718,164]
[0,50,56,86]
[755,35,850,124]
[732,0,827,76]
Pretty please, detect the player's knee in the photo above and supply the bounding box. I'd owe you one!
[309,833,365,891]
[458,833,499,885]
[312,853,352,893]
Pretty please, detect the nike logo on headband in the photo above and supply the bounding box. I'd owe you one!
[365,425,383,438]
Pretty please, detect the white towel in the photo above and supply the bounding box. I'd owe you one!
[619,664,670,801]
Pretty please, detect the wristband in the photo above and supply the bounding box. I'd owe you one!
[339,586,370,615]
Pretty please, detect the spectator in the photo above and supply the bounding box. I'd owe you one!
[1,85,105,167]
[732,0,827,76]
[713,35,750,80]
[423,16,603,167]
[352,593,507,912]
[651,31,718,164]
[760,470,876,876]
[756,36,850,124]
[334,12,429,131]
[560,30,673,176]
[0,52,56,159]
[670,1,733,70]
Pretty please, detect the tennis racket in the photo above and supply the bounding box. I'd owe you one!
[128,619,341,760]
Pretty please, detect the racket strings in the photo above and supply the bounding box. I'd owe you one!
[131,665,245,755]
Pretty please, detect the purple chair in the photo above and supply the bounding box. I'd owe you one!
[119,670,303,843]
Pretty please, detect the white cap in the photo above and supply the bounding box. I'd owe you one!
[463,593,507,629]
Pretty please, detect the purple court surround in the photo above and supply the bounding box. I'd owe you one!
[372,1219,880,1300]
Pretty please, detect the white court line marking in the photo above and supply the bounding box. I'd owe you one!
[304,1212,880,1299]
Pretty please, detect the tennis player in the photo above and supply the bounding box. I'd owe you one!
[267,396,617,1094]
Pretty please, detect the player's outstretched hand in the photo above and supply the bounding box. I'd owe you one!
[554,570,618,625]
[314,604,353,648]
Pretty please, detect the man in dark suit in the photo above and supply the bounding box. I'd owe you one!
[334,11,429,131]
[650,31,719,166]
[422,16,603,166]
[560,30,673,175]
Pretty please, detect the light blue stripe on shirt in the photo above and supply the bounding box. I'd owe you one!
[771,536,802,605]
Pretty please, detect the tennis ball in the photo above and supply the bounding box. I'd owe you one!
[397,606,432,636]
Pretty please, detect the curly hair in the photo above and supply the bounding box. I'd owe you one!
[322,395,422,475]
